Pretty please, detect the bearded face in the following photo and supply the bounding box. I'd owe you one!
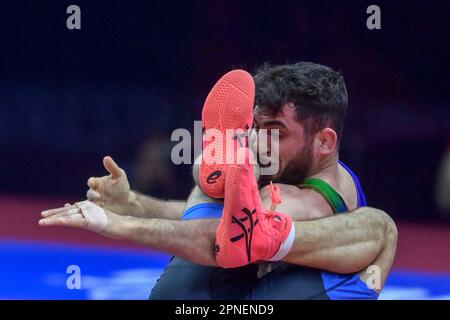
[254,104,316,189]
[257,134,314,188]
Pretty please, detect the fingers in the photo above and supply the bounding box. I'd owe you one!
[39,212,87,229]
[87,177,97,189]
[42,208,78,221]
[87,176,108,193]
[86,188,101,201]
[103,156,124,179]
[41,204,78,218]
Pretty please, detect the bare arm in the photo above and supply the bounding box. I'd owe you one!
[40,200,396,283]
[110,173,397,274]
[284,207,397,290]
[121,216,219,266]
[112,206,396,278]
[128,191,186,220]
[128,182,221,220]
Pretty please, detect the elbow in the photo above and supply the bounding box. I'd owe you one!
[376,209,398,252]
[361,207,398,257]
[385,213,398,254]
[383,211,398,244]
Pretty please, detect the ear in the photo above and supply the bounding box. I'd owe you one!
[315,128,337,156]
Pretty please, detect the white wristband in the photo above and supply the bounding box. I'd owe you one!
[75,200,108,234]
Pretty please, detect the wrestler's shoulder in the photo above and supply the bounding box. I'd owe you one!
[272,183,334,220]
[275,183,326,200]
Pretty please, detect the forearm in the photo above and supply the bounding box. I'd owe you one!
[119,215,219,266]
[129,191,186,220]
[284,207,393,274]
[110,205,393,272]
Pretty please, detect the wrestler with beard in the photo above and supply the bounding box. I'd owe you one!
[40,63,397,299]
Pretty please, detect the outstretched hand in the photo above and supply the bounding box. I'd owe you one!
[39,200,125,239]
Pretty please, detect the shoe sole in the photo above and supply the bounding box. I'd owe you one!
[199,70,255,199]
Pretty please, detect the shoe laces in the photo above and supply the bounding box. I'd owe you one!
[265,181,284,230]
[267,181,282,212]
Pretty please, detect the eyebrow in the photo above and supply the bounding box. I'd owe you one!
[260,120,288,128]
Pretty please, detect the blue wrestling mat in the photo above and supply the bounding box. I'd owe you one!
[1,239,449,300]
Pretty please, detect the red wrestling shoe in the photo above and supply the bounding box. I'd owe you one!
[199,70,255,199]
[215,148,295,268]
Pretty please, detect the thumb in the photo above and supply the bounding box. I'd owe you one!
[103,156,124,179]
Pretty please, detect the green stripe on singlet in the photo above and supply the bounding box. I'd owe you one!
[298,178,348,214]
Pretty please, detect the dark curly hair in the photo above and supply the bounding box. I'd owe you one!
[254,62,348,142]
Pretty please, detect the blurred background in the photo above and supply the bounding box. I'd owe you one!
[0,0,449,299]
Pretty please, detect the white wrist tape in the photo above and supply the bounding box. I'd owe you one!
[75,200,108,234]
[267,223,296,262]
